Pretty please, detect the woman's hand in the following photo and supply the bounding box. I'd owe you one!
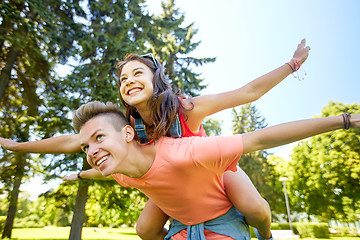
[293,38,311,64]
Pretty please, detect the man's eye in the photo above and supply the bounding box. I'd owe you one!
[82,146,89,152]
[120,77,127,83]
[135,71,142,76]
[96,135,103,141]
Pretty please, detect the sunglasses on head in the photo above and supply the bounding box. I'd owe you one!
[140,53,158,69]
[117,53,158,70]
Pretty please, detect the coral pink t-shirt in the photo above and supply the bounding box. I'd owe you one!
[112,134,243,225]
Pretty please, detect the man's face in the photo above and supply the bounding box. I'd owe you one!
[79,115,128,176]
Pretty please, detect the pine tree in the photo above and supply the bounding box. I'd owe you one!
[0,0,83,238]
[146,0,215,96]
[231,103,283,214]
[232,103,268,186]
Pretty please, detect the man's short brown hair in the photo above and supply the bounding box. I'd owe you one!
[73,101,129,133]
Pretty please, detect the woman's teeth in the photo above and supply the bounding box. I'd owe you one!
[128,88,141,95]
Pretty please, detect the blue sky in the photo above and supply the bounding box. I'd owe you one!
[21,0,360,199]
[148,0,360,140]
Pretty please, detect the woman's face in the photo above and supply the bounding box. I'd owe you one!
[119,60,154,109]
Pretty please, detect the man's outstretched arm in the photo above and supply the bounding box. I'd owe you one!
[242,114,359,154]
[0,134,81,154]
[63,168,112,181]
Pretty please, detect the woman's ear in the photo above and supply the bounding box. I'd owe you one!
[123,125,135,142]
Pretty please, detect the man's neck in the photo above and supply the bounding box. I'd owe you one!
[122,140,158,178]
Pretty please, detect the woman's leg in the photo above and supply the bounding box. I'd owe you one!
[223,166,272,239]
[136,199,169,240]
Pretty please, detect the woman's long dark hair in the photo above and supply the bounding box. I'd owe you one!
[116,54,188,138]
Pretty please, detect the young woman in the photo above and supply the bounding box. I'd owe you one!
[0,39,310,240]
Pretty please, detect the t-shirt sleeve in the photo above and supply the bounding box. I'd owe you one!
[191,135,243,173]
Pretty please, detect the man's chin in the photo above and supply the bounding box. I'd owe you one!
[101,171,112,177]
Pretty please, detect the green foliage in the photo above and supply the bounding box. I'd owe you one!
[0,197,8,216]
[202,117,222,136]
[85,181,147,227]
[231,103,284,213]
[16,180,146,228]
[0,0,84,106]
[14,215,45,228]
[331,227,360,237]
[294,222,329,238]
[0,216,5,232]
[276,101,360,222]
[1,0,217,231]
[148,0,215,96]
[34,182,78,226]
[1,0,84,236]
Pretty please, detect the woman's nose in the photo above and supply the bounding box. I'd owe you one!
[125,77,135,86]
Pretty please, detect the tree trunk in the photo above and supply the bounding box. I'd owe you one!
[68,181,89,240]
[0,48,19,104]
[68,158,91,240]
[1,153,25,239]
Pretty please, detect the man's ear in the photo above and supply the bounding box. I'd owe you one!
[123,125,135,142]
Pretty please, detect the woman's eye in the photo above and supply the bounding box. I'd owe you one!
[82,146,89,152]
[96,135,103,141]
[134,71,142,76]
[120,77,127,83]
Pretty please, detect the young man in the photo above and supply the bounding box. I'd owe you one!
[63,101,358,240]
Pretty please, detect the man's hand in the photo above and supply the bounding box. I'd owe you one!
[0,137,19,151]
[62,174,79,181]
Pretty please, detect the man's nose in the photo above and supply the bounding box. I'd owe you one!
[87,146,99,158]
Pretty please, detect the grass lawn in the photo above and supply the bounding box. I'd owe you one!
[8,227,360,240]
[10,227,141,240]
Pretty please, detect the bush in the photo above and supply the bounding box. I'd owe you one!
[293,222,329,238]
[270,223,299,235]
[0,216,7,232]
[331,226,360,237]
[14,215,45,228]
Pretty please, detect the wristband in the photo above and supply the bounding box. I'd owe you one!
[286,58,301,72]
[77,171,84,180]
[342,113,351,129]
[292,58,301,71]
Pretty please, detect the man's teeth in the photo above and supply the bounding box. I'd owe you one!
[128,88,141,95]
[96,156,109,166]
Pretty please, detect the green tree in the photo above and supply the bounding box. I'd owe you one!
[148,0,215,97]
[203,118,222,136]
[39,1,153,238]
[43,0,216,235]
[285,101,360,222]
[2,1,217,237]
[86,181,147,227]
[0,0,83,238]
[266,154,294,219]
[231,103,283,216]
